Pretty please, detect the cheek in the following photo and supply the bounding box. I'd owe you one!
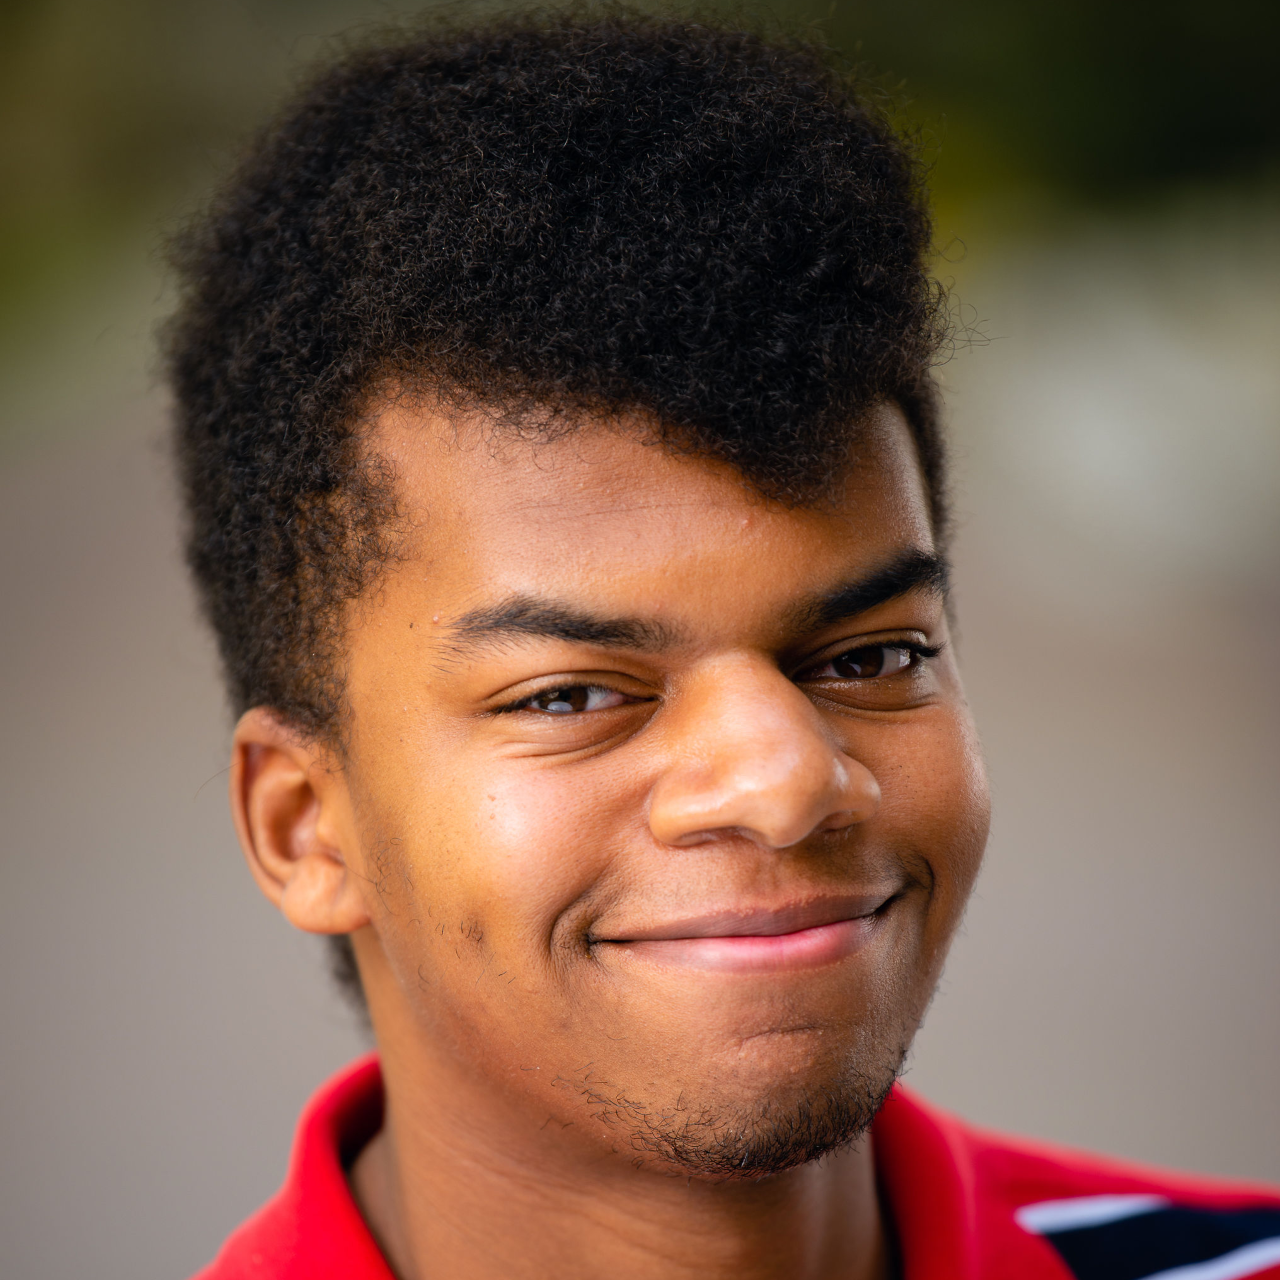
[467,768,617,928]
[373,739,647,954]
[872,707,990,901]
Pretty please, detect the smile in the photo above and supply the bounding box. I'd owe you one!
[596,893,898,973]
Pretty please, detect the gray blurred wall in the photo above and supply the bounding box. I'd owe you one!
[2,208,1277,1278]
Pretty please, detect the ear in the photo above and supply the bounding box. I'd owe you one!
[229,707,371,935]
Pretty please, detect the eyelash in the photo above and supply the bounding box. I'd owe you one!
[798,640,942,682]
[493,684,639,715]
[493,641,941,715]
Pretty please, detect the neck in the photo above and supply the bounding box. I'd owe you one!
[349,1020,890,1280]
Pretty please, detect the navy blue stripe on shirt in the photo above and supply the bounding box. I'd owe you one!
[1018,1198,1280,1280]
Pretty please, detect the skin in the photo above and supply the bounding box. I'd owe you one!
[230,401,990,1280]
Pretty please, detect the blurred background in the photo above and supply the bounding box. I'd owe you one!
[2,2,1277,1276]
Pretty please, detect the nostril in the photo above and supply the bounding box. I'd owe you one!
[817,808,863,834]
[669,829,721,848]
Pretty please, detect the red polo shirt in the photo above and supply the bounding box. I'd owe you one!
[194,1055,1280,1280]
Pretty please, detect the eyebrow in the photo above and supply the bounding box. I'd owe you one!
[787,547,950,634]
[444,548,948,656]
[447,597,683,653]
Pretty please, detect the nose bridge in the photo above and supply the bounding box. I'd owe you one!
[701,655,837,785]
[648,654,875,849]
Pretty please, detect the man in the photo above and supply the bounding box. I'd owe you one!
[169,9,1280,1278]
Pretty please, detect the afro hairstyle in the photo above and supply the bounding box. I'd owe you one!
[167,3,949,749]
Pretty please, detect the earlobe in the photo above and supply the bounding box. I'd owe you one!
[229,708,371,935]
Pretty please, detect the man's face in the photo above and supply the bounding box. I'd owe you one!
[336,403,988,1176]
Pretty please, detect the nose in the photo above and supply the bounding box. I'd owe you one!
[647,656,881,849]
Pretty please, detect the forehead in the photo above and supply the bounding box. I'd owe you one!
[369,403,934,621]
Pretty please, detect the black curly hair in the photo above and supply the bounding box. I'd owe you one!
[167,3,947,746]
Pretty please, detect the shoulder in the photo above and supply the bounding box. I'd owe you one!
[875,1086,1280,1280]
[189,1055,393,1280]
[192,1062,1280,1280]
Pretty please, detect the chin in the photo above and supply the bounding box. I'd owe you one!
[629,1057,903,1181]
[604,1024,911,1181]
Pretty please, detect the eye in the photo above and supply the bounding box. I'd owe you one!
[519,685,630,714]
[804,643,926,681]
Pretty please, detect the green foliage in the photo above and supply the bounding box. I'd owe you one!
[812,0,1280,198]
[2,0,1276,324]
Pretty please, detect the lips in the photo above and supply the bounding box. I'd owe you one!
[595,891,898,973]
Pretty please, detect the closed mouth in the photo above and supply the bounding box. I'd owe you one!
[592,891,900,972]
[598,891,898,943]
